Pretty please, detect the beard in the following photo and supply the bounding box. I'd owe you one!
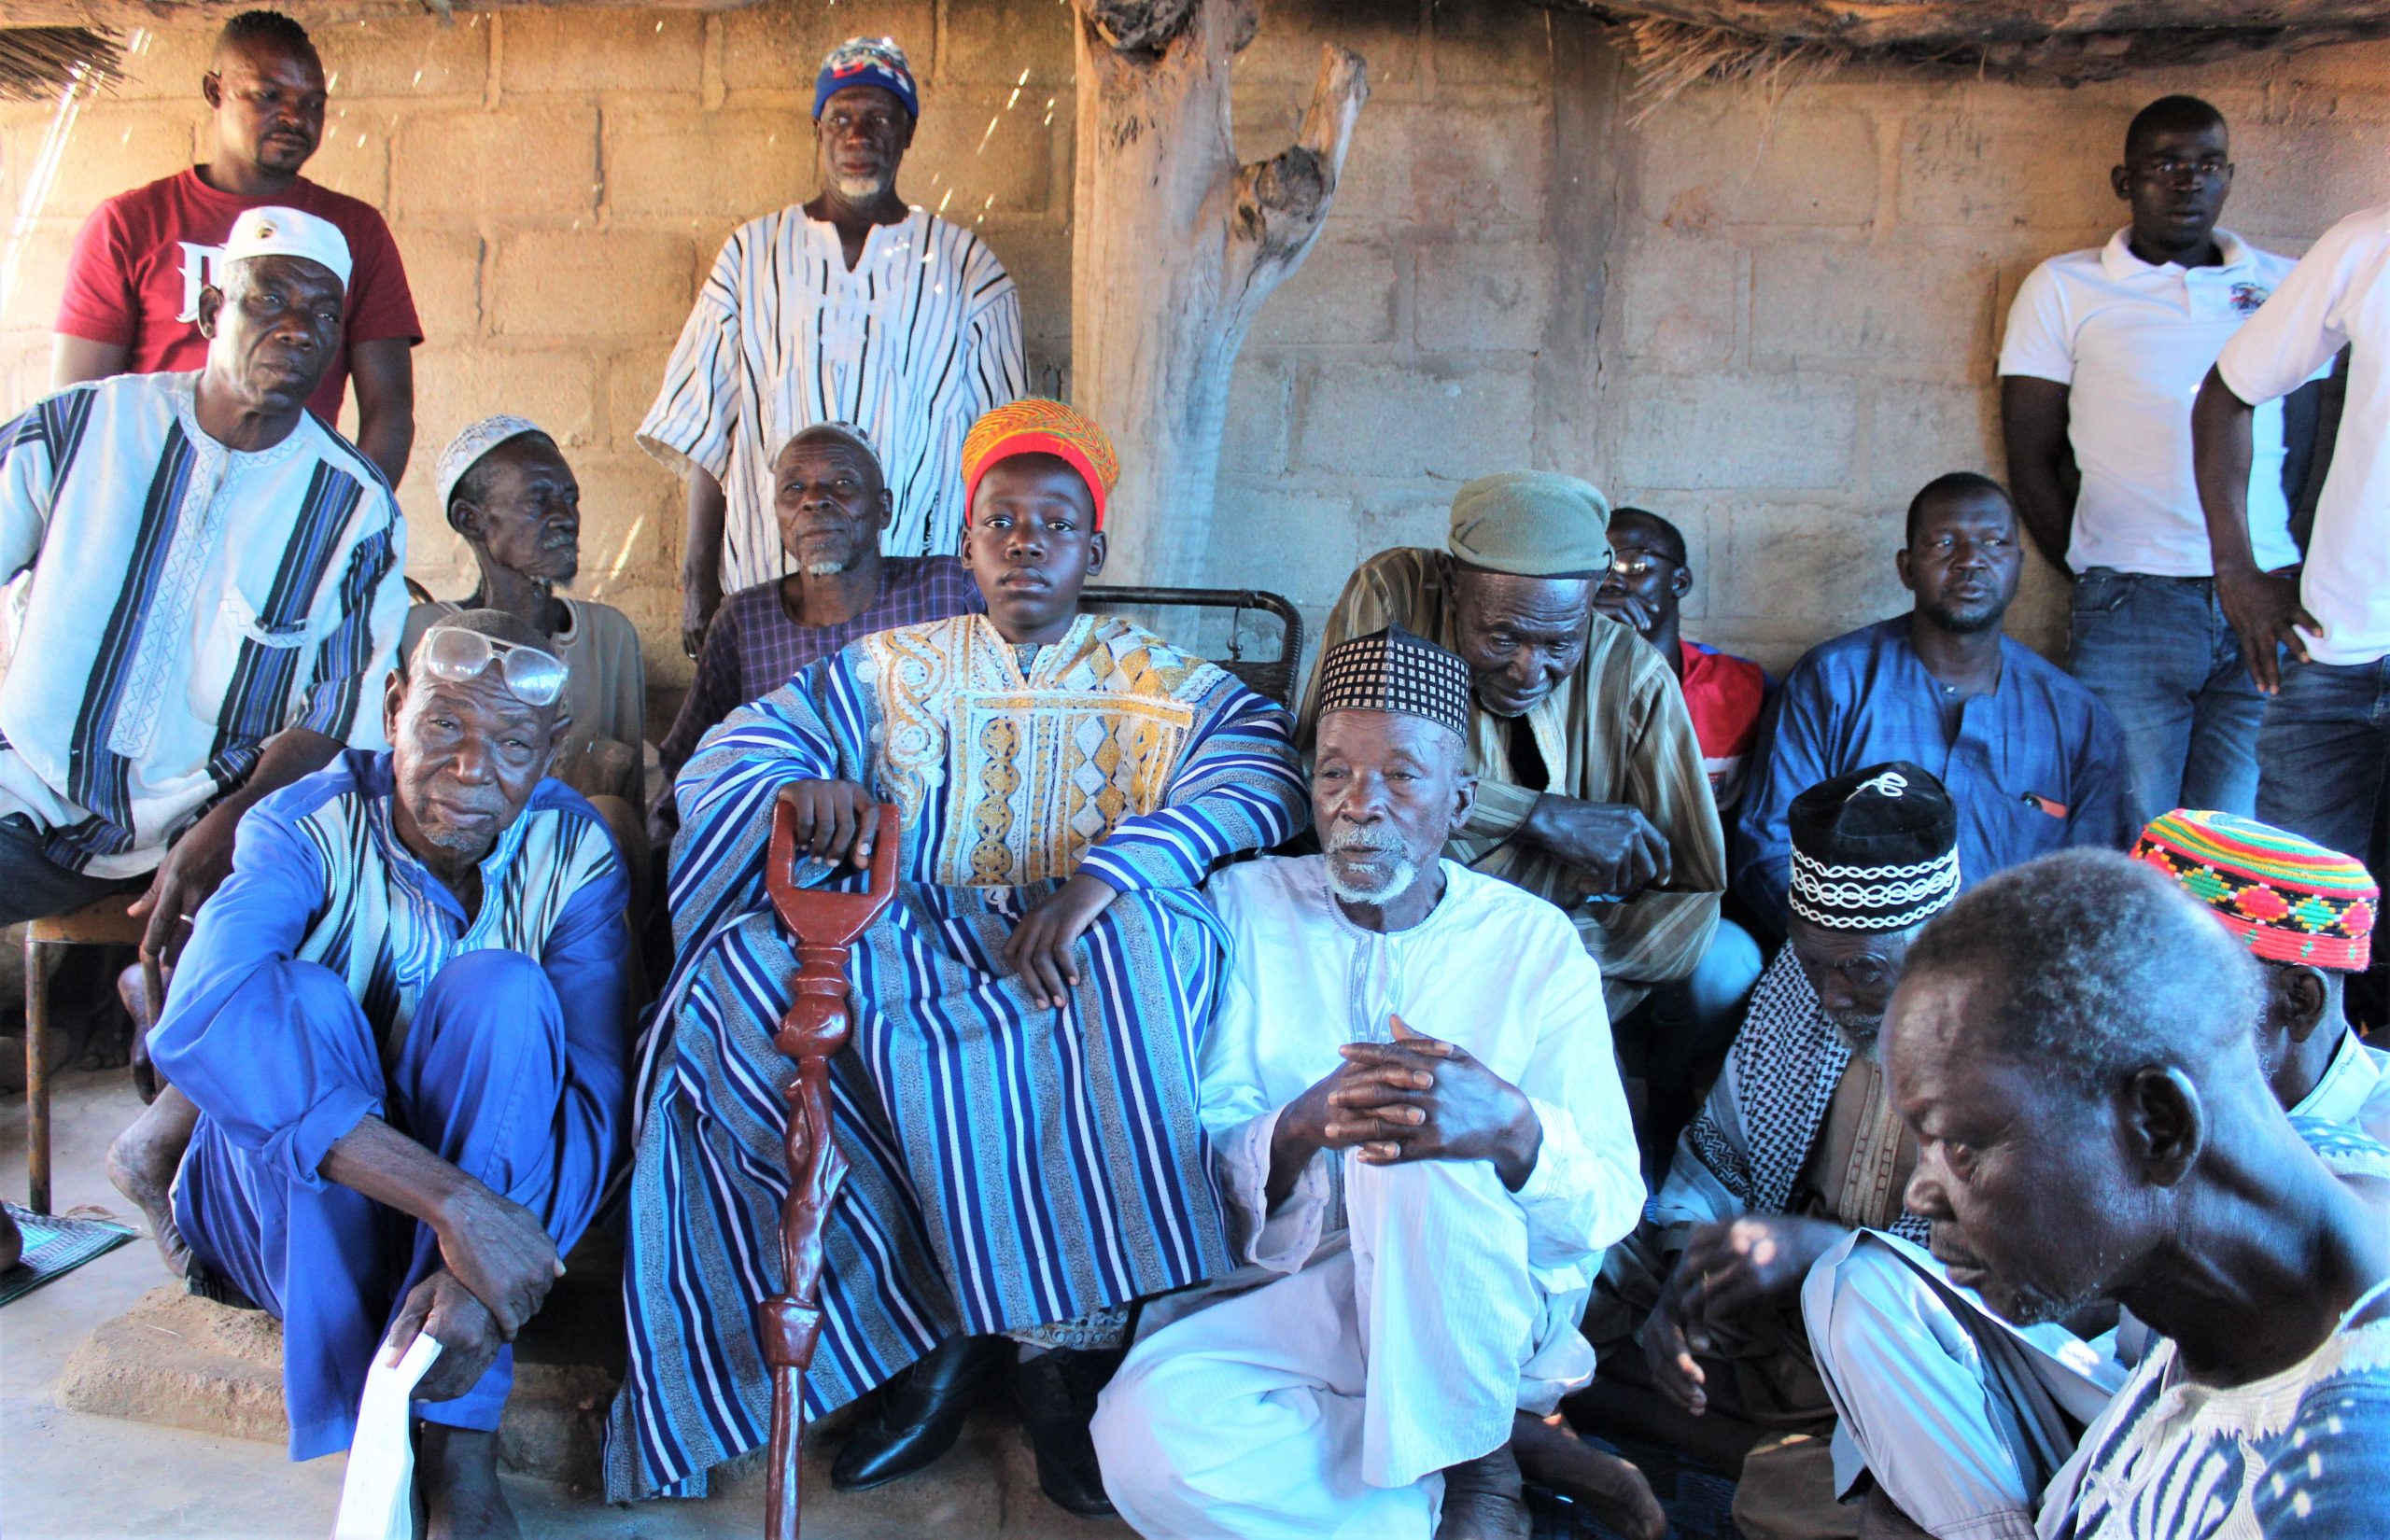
[1969,1264,2109,1328]
[831,170,893,201]
[1933,1224,2115,1328]
[1325,823,1422,906]
[1827,1011,1883,1061]
[802,558,851,578]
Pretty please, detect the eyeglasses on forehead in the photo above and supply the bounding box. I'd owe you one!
[417,626,568,707]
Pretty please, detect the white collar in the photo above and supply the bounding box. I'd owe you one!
[2290,1029,2383,1128]
[2098,226,2254,281]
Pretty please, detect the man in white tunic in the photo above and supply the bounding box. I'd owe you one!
[1093,625,1657,1540]
[640,35,1025,657]
[0,204,404,954]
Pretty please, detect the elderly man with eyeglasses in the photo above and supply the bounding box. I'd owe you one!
[133,608,635,1538]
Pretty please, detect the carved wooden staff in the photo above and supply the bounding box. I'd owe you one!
[759,796,900,1540]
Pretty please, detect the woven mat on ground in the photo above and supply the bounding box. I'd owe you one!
[0,1201,135,1308]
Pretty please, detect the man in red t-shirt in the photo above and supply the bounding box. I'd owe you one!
[1595,505,1771,813]
[1596,503,1773,1167]
[52,9,418,485]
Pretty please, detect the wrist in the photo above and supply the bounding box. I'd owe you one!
[1270,1103,1320,1171]
[1495,1099,1542,1191]
[429,1169,492,1238]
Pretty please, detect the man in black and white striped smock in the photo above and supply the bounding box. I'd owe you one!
[637,35,1024,658]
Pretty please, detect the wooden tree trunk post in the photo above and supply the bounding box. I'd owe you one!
[1069,0,1368,586]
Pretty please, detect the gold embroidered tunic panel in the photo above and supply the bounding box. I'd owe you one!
[852,612,1226,888]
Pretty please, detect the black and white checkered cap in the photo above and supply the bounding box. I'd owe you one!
[1316,623,1473,741]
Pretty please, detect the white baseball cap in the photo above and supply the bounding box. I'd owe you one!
[221,205,352,292]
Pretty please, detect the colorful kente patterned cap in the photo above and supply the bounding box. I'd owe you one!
[435,414,548,517]
[1788,761,1961,932]
[2131,809,2376,972]
[1314,624,1473,742]
[962,399,1121,530]
[815,36,919,120]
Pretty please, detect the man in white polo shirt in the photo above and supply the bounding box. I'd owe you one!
[2001,95,2316,825]
[2194,203,2390,872]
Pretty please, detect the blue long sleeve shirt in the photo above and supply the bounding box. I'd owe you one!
[1732,617,2135,937]
[150,750,634,1190]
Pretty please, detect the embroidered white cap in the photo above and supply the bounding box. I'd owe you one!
[221,204,352,292]
[434,414,546,514]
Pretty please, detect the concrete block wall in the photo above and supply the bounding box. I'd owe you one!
[1594,55,2390,665]
[5,0,2390,686]
[0,0,1076,693]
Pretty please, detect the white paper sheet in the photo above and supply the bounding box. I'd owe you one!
[331,1333,443,1540]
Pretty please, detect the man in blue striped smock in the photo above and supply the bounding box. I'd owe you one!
[0,203,405,961]
[143,609,635,1536]
[640,35,1024,659]
[607,401,1307,1516]
[1875,850,2390,1540]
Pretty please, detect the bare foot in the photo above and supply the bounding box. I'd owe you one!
[1435,1442,1529,1540]
[105,1088,199,1279]
[418,1424,520,1540]
[1512,1409,1667,1540]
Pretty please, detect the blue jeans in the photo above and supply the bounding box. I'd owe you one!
[2256,653,2390,864]
[2067,568,2264,823]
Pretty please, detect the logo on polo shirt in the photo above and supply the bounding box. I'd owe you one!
[176,241,227,325]
[2229,282,2271,316]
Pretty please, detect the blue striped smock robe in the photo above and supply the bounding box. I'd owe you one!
[606,612,1308,1501]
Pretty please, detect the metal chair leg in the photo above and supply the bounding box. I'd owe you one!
[25,932,49,1215]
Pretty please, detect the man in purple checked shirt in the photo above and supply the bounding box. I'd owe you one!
[652,422,982,843]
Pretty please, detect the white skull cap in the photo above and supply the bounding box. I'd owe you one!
[434,414,547,515]
[221,205,352,291]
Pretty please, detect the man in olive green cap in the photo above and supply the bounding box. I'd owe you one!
[1302,471,1738,1161]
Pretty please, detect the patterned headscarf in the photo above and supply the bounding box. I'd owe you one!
[1314,624,1472,741]
[434,414,547,515]
[815,36,919,120]
[2132,808,2377,972]
[1788,762,1961,932]
[961,399,1121,530]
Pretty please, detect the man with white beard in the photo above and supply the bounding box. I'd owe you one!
[1093,624,1660,1540]
[639,35,1023,658]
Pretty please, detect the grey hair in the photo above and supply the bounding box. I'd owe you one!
[776,422,885,487]
[1902,848,2263,1098]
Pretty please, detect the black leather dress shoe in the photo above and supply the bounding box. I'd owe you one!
[1010,1345,1123,1518]
[831,1334,1006,1491]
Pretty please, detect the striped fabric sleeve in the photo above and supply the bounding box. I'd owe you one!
[634,234,748,482]
[665,667,851,956]
[1586,649,1727,987]
[297,495,407,749]
[0,397,62,582]
[963,245,1027,421]
[1076,678,1309,895]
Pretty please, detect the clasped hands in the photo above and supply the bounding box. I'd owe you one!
[1275,1015,1541,1192]
[1643,1213,1848,1417]
[777,778,1119,1012]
